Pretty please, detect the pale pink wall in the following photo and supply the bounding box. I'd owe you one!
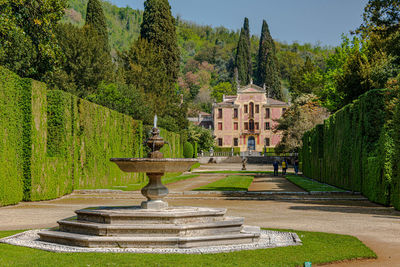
[223,108,232,131]
[224,135,233,146]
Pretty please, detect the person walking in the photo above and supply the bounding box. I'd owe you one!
[281,158,287,176]
[294,158,299,175]
[273,160,279,176]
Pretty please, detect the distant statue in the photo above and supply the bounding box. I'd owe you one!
[242,157,247,170]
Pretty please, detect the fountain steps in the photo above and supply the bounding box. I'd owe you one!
[38,230,260,248]
[57,217,244,237]
[75,207,227,224]
[38,206,261,248]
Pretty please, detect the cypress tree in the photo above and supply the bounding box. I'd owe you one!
[256,20,282,100]
[140,0,180,83]
[85,0,109,52]
[235,17,252,85]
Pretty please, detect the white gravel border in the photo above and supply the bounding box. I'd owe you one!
[0,229,301,254]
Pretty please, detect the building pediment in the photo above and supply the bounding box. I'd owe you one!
[237,83,266,94]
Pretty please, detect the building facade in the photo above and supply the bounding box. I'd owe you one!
[213,83,288,152]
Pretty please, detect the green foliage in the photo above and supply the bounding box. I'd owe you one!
[0,229,376,267]
[301,89,400,210]
[140,0,179,83]
[183,142,194,158]
[187,123,214,152]
[275,94,329,153]
[256,20,282,100]
[50,23,114,98]
[0,67,25,206]
[85,0,109,52]
[194,175,253,191]
[235,18,251,85]
[0,68,191,205]
[0,0,67,80]
[286,175,347,192]
[211,81,235,102]
[214,147,241,154]
[119,38,169,112]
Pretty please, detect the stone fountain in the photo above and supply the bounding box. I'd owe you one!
[37,119,265,249]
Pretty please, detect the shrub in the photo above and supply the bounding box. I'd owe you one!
[183,142,194,158]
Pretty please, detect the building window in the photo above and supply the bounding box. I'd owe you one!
[244,105,248,113]
[264,138,270,146]
[265,122,270,130]
[249,119,254,131]
[249,102,254,117]
[234,122,238,130]
[218,108,222,119]
[255,122,259,130]
[244,122,249,130]
[282,108,286,114]
[218,122,222,130]
[234,138,238,147]
[218,138,223,146]
[255,105,259,113]
[233,108,238,118]
[265,108,270,119]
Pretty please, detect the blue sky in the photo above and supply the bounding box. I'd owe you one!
[110,0,368,47]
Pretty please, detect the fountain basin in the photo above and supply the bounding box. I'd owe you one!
[110,158,197,173]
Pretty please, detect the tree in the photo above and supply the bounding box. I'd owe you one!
[140,0,180,83]
[85,0,110,52]
[235,18,251,85]
[0,0,67,80]
[357,0,400,37]
[49,23,114,98]
[274,94,329,153]
[211,82,235,102]
[187,123,214,152]
[256,20,282,100]
[119,38,170,114]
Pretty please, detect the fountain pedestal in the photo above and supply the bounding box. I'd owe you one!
[140,172,168,209]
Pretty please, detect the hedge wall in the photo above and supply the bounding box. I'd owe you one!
[301,89,400,210]
[0,67,185,206]
[0,67,25,206]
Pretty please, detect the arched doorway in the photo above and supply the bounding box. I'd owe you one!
[248,136,255,151]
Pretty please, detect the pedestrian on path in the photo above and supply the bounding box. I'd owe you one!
[281,158,287,176]
[273,160,279,176]
[294,158,299,175]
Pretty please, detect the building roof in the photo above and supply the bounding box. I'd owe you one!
[214,83,288,107]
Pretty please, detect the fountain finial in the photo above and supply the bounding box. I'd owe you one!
[146,123,165,159]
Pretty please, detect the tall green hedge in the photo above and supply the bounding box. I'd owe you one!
[0,67,25,206]
[301,89,400,210]
[74,98,143,189]
[0,66,184,206]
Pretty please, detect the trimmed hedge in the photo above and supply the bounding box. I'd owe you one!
[183,142,194,158]
[301,89,400,210]
[214,147,241,154]
[0,66,184,206]
[0,67,25,206]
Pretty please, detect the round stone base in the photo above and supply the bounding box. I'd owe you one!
[0,229,302,254]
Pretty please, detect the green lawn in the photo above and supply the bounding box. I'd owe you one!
[193,175,254,191]
[286,175,347,192]
[0,229,376,267]
[110,174,200,191]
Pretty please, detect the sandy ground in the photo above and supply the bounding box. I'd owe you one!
[0,163,399,266]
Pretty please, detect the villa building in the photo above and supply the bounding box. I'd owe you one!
[213,83,289,152]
